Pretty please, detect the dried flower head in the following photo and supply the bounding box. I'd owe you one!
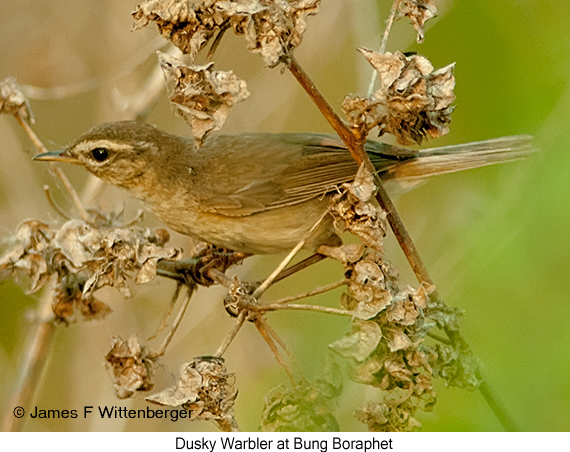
[133,0,320,67]
[0,219,180,321]
[158,52,250,147]
[146,357,237,429]
[343,49,455,145]
[327,165,387,251]
[105,336,156,399]
[323,166,439,430]
[396,0,438,43]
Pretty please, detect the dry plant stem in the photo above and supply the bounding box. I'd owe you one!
[257,302,353,317]
[207,268,233,288]
[255,316,297,366]
[4,115,88,431]
[476,369,518,432]
[147,282,183,340]
[15,114,89,222]
[366,0,400,97]
[375,177,434,286]
[214,311,247,357]
[426,330,451,345]
[2,280,56,432]
[251,236,305,299]
[287,56,433,286]
[128,61,167,121]
[287,56,358,152]
[253,317,296,385]
[271,253,326,285]
[288,54,518,430]
[251,211,328,300]
[270,280,348,305]
[43,185,71,220]
[206,25,229,63]
[127,45,181,121]
[151,283,195,358]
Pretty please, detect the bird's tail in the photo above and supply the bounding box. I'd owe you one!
[387,135,535,181]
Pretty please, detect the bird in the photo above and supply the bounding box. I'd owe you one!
[34,121,533,254]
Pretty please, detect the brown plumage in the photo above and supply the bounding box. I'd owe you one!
[35,121,534,254]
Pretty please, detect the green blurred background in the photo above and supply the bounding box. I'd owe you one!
[1,0,569,431]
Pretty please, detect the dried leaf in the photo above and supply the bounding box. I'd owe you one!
[133,0,219,60]
[385,328,412,352]
[329,319,382,361]
[146,357,237,424]
[240,0,320,67]
[329,165,387,251]
[52,276,111,323]
[428,343,481,390]
[386,296,420,326]
[317,243,365,266]
[159,52,249,147]
[105,336,156,398]
[396,0,437,43]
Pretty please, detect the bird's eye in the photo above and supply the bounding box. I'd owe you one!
[91,148,109,162]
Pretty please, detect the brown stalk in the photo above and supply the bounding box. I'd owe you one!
[286,56,434,288]
[1,279,56,432]
[214,311,247,358]
[287,50,517,431]
[15,113,89,222]
[253,317,296,385]
[150,283,196,358]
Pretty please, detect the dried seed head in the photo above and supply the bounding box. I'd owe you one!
[158,52,250,147]
[343,49,455,145]
[105,336,156,399]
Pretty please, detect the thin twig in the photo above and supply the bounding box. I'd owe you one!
[43,185,71,220]
[1,279,56,432]
[214,311,247,357]
[206,25,229,63]
[476,369,518,432]
[287,56,358,151]
[253,317,296,385]
[256,302,354,318]
[15,114,89,222]
[21,37,167,101]
[272,253,326,285]
[254,316,298,369]
[366,0,401,97]
[287,56,433,287]
[207,268,234,289]
[125,45,181,121]
[251,210,329,300]
[147,282,183,340]
[268,280,348,305]
[373,175,434,286]
[426,330,452,345]
[151,283,196,358]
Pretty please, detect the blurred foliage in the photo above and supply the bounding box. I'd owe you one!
[1,0,569,432]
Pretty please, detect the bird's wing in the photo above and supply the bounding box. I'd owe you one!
[195,133,415,216]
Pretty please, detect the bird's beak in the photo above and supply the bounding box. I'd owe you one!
[33,150,79,164]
